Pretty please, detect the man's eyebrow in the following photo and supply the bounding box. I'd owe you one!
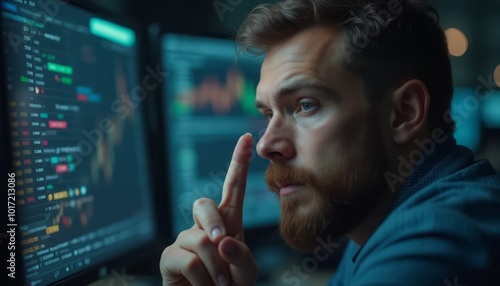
[255,76,334,109]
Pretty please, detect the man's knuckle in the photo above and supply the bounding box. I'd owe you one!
[177,229,190,240]
[194,197,215,208]
[161,245,173,260]
[184,255,204,273]
[195,233,212,248]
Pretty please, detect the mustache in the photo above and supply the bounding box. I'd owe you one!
[265,163,317,193]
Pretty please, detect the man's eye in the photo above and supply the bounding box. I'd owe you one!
[298,101,317,113]
[265,112,273,120]
[300,102,315,111]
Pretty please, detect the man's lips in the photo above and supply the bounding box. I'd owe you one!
[277,183,304,196]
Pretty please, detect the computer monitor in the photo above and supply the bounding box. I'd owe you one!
[160,32,280,235]
[1,1,161,285]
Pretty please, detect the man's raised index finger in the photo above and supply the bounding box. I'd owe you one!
[219,133,253,211]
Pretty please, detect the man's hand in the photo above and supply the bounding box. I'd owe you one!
[160,133,259,286]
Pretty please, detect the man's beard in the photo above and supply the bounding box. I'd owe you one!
[265,129,386,252]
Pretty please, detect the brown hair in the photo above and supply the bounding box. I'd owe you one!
[236,0,455,133]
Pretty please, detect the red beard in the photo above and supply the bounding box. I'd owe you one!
[265,132,385,252]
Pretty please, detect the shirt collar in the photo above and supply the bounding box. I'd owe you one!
[351,133,457,263]
[391,133,457,211]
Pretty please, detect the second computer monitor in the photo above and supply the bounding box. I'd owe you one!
[161,33,280,234]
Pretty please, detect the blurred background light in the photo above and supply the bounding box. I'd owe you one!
[445,28,469,57]
[494,64,500,87]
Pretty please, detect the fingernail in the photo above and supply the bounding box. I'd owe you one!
[217,274,228,286]
[211,227,222,240]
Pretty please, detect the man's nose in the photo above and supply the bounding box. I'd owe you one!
[256,116,295,162]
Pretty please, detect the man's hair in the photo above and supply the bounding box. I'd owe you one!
[236,0,455,133]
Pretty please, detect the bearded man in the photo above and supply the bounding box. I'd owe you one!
[159,0,500,285]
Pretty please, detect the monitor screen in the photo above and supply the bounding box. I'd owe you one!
[161,33,280,235]
[1,1,157,285]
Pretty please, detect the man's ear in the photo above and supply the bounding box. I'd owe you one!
[390,79,430,144]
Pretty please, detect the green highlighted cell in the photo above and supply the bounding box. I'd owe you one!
[47,62,73,75]
[68,164,76,172]
[20,76,30,83]
[241,78,260,116]
[57,114,64,120]
[67,155,73,162]
[51,157,59,164]
[90,18,136,47]
[40,113,48,119]
[47,185,53,190]
[42,53,56,61]
[61,76,73,85]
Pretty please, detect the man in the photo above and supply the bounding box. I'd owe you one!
[159,0,500,285]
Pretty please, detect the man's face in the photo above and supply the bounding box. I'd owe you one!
[255,27,387,252]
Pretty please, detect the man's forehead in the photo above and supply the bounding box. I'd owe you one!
[265,26,342,62]
[256,26,344,101]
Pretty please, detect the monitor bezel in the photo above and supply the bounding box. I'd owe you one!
[0,1,167,285]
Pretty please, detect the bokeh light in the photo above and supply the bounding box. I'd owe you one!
[445,28,469,57]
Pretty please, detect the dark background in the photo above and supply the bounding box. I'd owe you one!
[88,0,500,170]
[88,0,500,87]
